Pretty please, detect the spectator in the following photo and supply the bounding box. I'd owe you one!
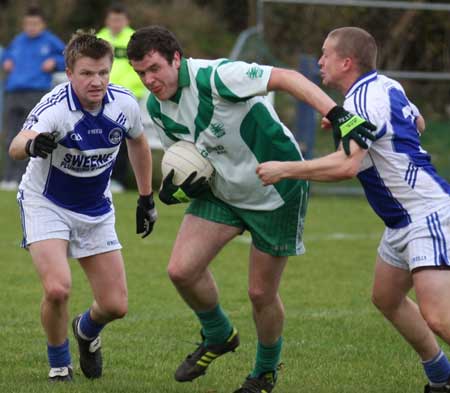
[0,5,65,191]
[97,3,145,193]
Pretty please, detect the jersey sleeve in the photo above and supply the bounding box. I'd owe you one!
[124,98,144,139]
[409,101,420,117]
[23,96,61,136]
[213,61,272,102]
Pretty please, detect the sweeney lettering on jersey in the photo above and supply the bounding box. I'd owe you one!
[60,153,114,172]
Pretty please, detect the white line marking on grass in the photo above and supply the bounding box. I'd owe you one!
[306,232,380,241]
[233,232,379,245]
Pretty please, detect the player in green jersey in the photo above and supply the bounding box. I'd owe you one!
[127,25,374,393]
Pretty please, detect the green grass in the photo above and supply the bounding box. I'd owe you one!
[0,190,432,392]
[420,121,450,181]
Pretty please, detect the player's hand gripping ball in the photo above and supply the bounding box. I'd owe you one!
[159,141,213,205]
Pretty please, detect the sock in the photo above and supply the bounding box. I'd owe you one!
[78,309,105,340]
[47,339,71,368]
[195,304,233,346]
[250,337,282,379]
[422,349,450,386]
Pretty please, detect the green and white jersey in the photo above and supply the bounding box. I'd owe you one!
[148,57,306,211]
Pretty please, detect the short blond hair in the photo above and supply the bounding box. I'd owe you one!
[328,27,377,74]
[64,30,113,70]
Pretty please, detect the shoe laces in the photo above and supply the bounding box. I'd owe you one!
[185,341,207,360]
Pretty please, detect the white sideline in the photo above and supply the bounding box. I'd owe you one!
[233,232,380,245]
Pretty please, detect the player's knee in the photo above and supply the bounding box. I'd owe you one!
[371,288,394,314]
[371,291,383,310]
[167,264,193,287]
[45,284,71,304]
[422,311,448,338]
[248,287,274,309]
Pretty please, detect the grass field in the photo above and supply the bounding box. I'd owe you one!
[0,190,437,392]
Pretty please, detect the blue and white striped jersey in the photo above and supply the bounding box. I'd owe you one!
[344,71,450,229]
[19,82,143,217]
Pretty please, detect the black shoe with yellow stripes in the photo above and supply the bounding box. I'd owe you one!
[233,371,277,393]
[174,327,239,382]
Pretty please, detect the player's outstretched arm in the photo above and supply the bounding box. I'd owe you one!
[268,68,335,116]
[268,68,376,155]
[256,141,366,185]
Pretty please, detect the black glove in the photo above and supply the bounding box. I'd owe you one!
[136,193,158,238]
[326,106,377,155]
[25,132,58,159]
[159,170,209,205]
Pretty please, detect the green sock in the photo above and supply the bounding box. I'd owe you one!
[195,304,233,346]
[251,337,283,378]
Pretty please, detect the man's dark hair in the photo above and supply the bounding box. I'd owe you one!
[127,25,183,64]
[25,5,46,21]
[106,2,128,17]
[65,30,114,70]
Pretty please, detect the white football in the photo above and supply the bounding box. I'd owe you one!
[161,141,214,186]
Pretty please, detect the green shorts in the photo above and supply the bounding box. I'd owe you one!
[186,185,309,257]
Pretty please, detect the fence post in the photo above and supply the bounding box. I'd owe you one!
[296,54,319,159]
[0,45,4,132]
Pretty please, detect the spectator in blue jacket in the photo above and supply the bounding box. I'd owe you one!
[1,6,65,190]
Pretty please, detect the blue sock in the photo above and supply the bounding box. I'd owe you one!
[195,304,233,346]
[423,349,450,385]
[47,339,71,368]
[78,310,105,340]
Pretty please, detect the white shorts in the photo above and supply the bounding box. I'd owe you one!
[17,190,122,259]
[378,207,450,271]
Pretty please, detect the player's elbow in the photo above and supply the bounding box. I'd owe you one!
[336,162,359,180]
[343,163,360,179]
[333,154,359,180]
[335,148,363,179]
[268,68,298,92]
[9,133,30,160]
[416,115,426,134]
[9,141,24,160]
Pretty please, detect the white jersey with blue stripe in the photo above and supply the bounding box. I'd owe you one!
[344,71,450,229]
[19,82,143,217]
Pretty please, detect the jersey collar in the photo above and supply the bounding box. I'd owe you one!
[345,70,378,98]
[169,58,190,104]
[67,83,115,111]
